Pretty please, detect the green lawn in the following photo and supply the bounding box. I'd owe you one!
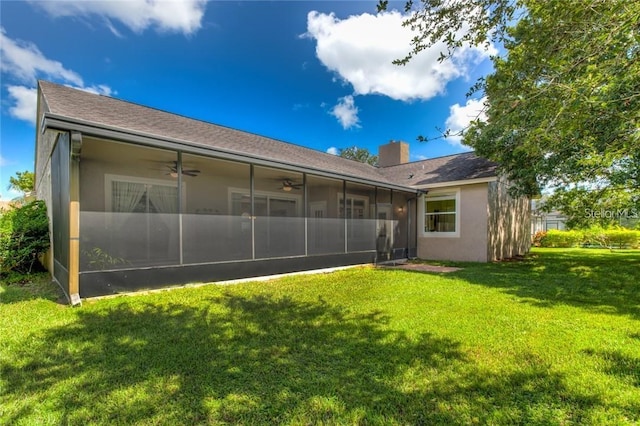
[1,248,639,425]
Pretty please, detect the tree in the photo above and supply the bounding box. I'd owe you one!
[0,200,49,274]
[7,171,35,201]
[379,0,640,219]
[339,146,379,166]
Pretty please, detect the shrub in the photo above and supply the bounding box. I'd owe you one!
[582,226,609,248]
[539,229,583,248]
[580,226,640,249]
[0,200,50,274]
[604,229,640,249]
[532,230,547,247]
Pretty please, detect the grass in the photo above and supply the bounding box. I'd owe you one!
[1,248,639,425]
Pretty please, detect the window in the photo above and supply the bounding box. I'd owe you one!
[338,194,370,219]
[103,174,182,266]
[106,174,182,213]
[229,189,301,217]
[424,191,459,236]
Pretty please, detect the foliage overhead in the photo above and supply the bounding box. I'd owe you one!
[339,146,379,166]
[379,0,640,215]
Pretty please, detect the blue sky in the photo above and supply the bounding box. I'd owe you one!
[0,0,494,200]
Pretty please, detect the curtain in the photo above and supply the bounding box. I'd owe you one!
[112,181,146,212]
[147,185,178,214]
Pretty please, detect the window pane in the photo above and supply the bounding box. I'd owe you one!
[426,198,456,213]
[426,213,456,232]
[254,166,304,258]
[79,138,179,270]
[182,154,251,264]
[307,175,345,255]
[345,182,376,252]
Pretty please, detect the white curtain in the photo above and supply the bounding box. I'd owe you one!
[148,185,178,214]
[112,181,145,212]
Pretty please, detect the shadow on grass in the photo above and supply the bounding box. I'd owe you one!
[445,249,640,319]
[0,273,64,305]
[583,348,640,388]
[0,291,608,424]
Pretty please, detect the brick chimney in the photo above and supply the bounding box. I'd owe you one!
[378,140,409,167]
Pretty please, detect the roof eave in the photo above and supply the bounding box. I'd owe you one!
[413,176,498,189]
[42,113,418,193]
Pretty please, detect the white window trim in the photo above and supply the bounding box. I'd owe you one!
[105,173,186,212]
[228,187,302,217]
[421,188,460,238]
[337,193,370,219]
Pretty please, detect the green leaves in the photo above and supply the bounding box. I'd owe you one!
[388,0,639,214]
[338,146,379,166]
[0,200,50,274]
[473,0,639,194]
[7,170,35,201]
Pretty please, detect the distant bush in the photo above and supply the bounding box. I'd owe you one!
[582,227,640,249]
[604,229,640,249]
[538,227,640,249]
[0,200,50,274]
[539,229,583,248]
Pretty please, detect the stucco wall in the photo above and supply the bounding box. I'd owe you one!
[487,180,531,261]
[34,91,57,273]
[417,183,489,262]
[35,90,54,206]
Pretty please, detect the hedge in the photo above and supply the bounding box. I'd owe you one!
[536,228,640,249]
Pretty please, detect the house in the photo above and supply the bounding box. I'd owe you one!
[35,81,530,303]
[530,199,567,234]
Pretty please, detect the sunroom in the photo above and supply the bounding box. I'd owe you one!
[37,81,420,301]
[77,138,417,297]
[51,135,417,298]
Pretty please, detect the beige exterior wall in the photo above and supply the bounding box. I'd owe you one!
[487,180,531,260]
[417,183,489,262]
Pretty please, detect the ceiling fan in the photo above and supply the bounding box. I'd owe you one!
[166,161,200,177]
[279,178,303,192]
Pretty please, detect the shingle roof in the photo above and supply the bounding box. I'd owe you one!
[378,151,498,187]
[38,80,497,189]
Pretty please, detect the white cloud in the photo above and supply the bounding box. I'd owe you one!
[0,27,83,85]
[31,0,207,35]
[0,155,9,167]
[305,10,495,102]
[330,95,360,129]
[326,147,339,155]
[1,28,113,124]
[80,84,114,97]
[444,97,488,147]
[7,86,38,124]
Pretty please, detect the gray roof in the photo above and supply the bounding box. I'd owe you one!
[38,80,497,190]
[378,151,497,187]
